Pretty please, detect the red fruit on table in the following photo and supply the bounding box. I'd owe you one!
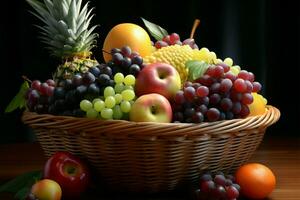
[43,152,90,198]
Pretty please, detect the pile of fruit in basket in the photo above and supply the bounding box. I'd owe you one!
[4,0,275,199]
[7,0,268,124]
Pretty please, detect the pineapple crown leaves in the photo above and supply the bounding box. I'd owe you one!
[26,0,99,59]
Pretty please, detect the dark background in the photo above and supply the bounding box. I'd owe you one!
[0,0,299,143]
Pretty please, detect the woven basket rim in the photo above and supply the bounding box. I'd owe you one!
[21,105,280,138]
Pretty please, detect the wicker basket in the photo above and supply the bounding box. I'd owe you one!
[22,105,280,193]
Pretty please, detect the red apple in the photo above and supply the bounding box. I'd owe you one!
[135,63,181,100]
[43,152,90,199]
[29,179,62,200]
[129,93,172,123]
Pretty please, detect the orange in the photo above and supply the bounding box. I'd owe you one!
[236,163,276,199]
[248,93,267,116]
[102,23,153,62]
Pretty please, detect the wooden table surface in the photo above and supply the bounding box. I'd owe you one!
[0,135,299,200]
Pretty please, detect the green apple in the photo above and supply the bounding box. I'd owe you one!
[129,93,172,123]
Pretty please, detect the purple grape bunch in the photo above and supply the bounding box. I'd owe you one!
[172,63,262,123]
[193,172,240,200]
[154,33,199,49]
[26,63,117,116]
[107,45,144,77]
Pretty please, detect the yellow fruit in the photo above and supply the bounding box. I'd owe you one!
[103,23,153,62]
[144,45,193,82]
[31,179,62,200]
[224,57,234,66]
[144,45,220,83]
[248,93,267,116]
[192,48,218,64]
[230,66,240,76]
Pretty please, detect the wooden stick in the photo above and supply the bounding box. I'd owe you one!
[190,19,200,39]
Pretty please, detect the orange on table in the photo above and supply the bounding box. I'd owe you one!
[235,163,276,199]
[248,93,267,116]
[102,23,153,62]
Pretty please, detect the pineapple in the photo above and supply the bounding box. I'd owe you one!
[26,0,98,81]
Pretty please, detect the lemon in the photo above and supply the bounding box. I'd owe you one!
[248,93,267,116]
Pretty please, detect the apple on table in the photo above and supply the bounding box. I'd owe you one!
[28,179,62,200]
[43,152,90,199]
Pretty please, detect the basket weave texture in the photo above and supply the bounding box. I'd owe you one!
[22,105,280,193]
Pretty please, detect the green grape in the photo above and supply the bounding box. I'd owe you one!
[114,83,124,94]
[224,57,233,66]
[230,66,240,76]
[114,73,124,84]
[92,98,102,104]
[94,100,105,112]
[121,89,135,101]
[210,51,217,61]
[120,100,131,113]
[199,47,209,54]
[124,75,136,86]
[104,86,115,98]
[113,105,123,119]
[105,96,116,108]
[233,65,241,71]
[80,100,92,112]
[101,108,113,119]
[114,94,123,104]
[123,85,134,90]
[216,58,223,64]
[129,100,135,105]
[86,108,98,118]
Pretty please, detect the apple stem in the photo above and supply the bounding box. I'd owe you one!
[67,167,76,175]
[64,165,78,176]
[102,49,112,55]
[190,19,200,39]
[22,75,32,83]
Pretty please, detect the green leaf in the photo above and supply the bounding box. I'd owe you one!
[186,60,210,81]
[0,170,42,200]
[0,171,42,192]
[5,81,29,113]
[14,187,31,200]
[141,18,168,41]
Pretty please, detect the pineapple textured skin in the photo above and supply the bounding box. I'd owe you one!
[54,57,98,80]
